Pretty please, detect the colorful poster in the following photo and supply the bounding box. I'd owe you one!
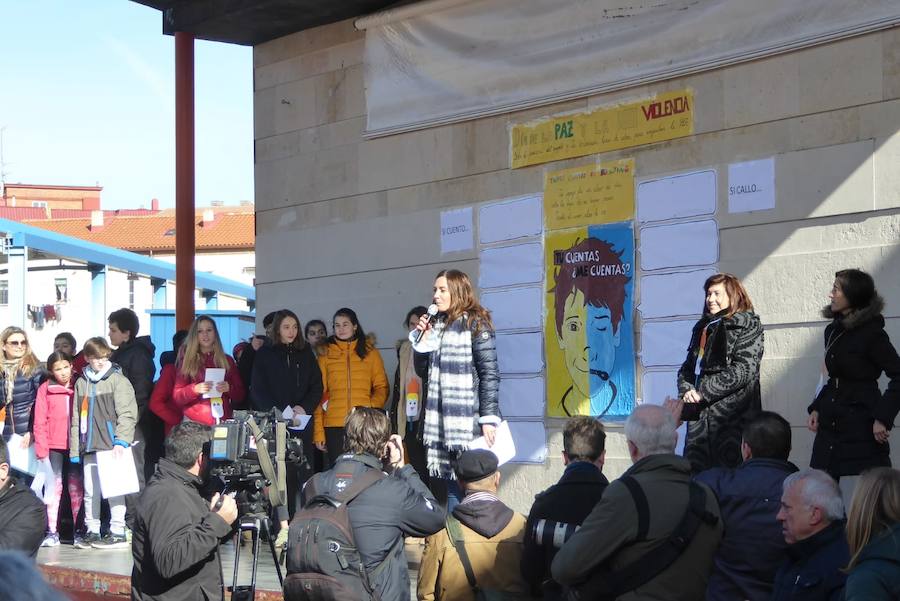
[545,222,635,418]
[543,159,634,230]
[511,89,694,169]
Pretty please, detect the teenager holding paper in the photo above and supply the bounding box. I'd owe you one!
[69,337,138,549]
[411,269,500,511]
[173,316,246,426]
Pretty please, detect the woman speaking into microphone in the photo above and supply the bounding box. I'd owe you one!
[412,269,500,509]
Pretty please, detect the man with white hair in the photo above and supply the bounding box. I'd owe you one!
[771,469,848,601]
[551,404,723,600]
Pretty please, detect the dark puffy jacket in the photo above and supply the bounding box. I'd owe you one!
[0,477,46,559]
[413,316,501,433]
[677,310,764,472]
[810,296,900,477]
[521,461,608,598]
[771,521,848,601]
[132,458,233,601]
[300,453,446,601]
[250,343,323,415]
[1,368,45,439]
[695,458,798,601]
[111,336,156,413]
[845,523,900,601]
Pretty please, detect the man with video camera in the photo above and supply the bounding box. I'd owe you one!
[132,421,238,601]
[285,407,445,601]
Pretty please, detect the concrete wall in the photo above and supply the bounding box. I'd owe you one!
[253,20,900,512]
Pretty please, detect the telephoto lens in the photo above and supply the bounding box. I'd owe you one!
[532,519,581,549]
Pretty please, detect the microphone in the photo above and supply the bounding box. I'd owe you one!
[415,304,439,344]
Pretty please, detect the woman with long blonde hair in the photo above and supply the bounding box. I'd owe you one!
[411,269,500,509]
[172,316,245,425]
[1,326,45,451]
[845,467,900,600]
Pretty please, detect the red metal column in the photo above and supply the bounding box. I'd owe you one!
[175,31,195,330]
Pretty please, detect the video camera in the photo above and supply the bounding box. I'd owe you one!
[208,409,306,517]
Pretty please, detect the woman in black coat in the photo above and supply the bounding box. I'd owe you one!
[250,310,323,520]
[808,269,900,493]
[677,273,764,473]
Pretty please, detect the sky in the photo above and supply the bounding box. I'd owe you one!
[0,1,254,210]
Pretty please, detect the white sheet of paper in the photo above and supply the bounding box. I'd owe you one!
[469,421,516,465]
[479,243,543,289]
[8,434,38,476]
[95,448,140,498]
[508,421,547,464]
[281,406,294,420]
[203,368,227,399]
[498,376,545,418]
[440,206,474,254]
[728,157,775,213]
[637,269,717,319]
[481,286,543,331]
[30,458,56,499]
[640,319,696,368]
[496,332,544,374]
[479,195,542,243]
[640,219,719,271]
[637,169,717,223]
[288,415,312,431]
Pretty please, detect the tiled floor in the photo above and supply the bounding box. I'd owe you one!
[38,538,426,597]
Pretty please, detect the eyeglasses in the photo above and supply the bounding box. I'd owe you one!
[5,340,27,347]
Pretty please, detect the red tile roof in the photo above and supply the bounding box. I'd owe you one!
[23,212,255,252]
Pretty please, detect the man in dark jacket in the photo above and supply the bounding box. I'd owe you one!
[0,437,46,559]
[696,410,798,601]
[552,404,723,600]
[772,468,848,601]
[132,421,238,601]
[109,308,158,527]
[522,416,608,599]
[296,407,445,601]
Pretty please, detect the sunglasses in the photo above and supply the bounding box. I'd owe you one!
[5,340,27,347]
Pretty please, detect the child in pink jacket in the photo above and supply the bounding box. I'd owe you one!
[33,351,83,547]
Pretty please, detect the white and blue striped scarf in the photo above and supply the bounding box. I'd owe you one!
[423,316,476,479]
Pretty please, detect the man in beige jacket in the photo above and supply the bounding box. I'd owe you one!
[417,449,534,600]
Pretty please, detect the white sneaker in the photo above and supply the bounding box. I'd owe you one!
[41,533,60,547]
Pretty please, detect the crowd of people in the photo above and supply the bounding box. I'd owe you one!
[0,266,898,601]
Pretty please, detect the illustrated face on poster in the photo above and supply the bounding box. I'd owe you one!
[546,223,635,418]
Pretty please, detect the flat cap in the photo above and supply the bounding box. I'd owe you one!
[454,449,499,482]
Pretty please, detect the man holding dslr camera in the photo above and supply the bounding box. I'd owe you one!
[132,421,238,601]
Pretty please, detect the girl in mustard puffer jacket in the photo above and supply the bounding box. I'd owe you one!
[313,308,388,465]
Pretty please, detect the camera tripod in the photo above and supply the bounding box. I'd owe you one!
[229,514,284,601]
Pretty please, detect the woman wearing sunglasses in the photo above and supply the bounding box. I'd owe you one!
[0,327,46,454]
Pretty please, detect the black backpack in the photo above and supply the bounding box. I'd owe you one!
[283,469,389,601]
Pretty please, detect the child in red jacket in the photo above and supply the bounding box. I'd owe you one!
[33,351,83,547]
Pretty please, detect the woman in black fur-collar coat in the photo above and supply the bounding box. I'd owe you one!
[677,273,765,473]
[809,269,900,481]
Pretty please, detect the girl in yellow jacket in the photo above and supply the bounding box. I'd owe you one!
[314,308,389,465]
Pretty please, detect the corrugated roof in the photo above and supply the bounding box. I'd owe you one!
[23,212,255,252]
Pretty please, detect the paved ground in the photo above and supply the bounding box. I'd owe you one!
[38,538,426,598]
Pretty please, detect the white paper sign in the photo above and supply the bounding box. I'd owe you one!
[479,243,543,288]
[469,421,516,466]
[203,368,226,399]
[498,376,545,418]
[637,170,717,223]
[641,370,679,405]
[95,448,140,498]
[8,434,38,476]
[508,421,547,464]
[637,269,717,319]
[481,286,543,331]
[496,332,544,374]
[640,220,719,271]
[640,319,696,367]
[30,458,56,499]
[728,157,775,213]
[479,195,542,243]
[440,207,474,254]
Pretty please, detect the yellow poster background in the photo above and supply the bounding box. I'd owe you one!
[510,89,694,169]
[545,227,590,417]
[543,158,634,230]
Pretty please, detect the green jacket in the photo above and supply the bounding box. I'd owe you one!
[846,523,900,601]
[70,363,138,458]
[551,453,723,600]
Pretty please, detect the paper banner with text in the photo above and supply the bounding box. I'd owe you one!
[545,222,635,418]
[511,89,694,169]
[543,158,634,230]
